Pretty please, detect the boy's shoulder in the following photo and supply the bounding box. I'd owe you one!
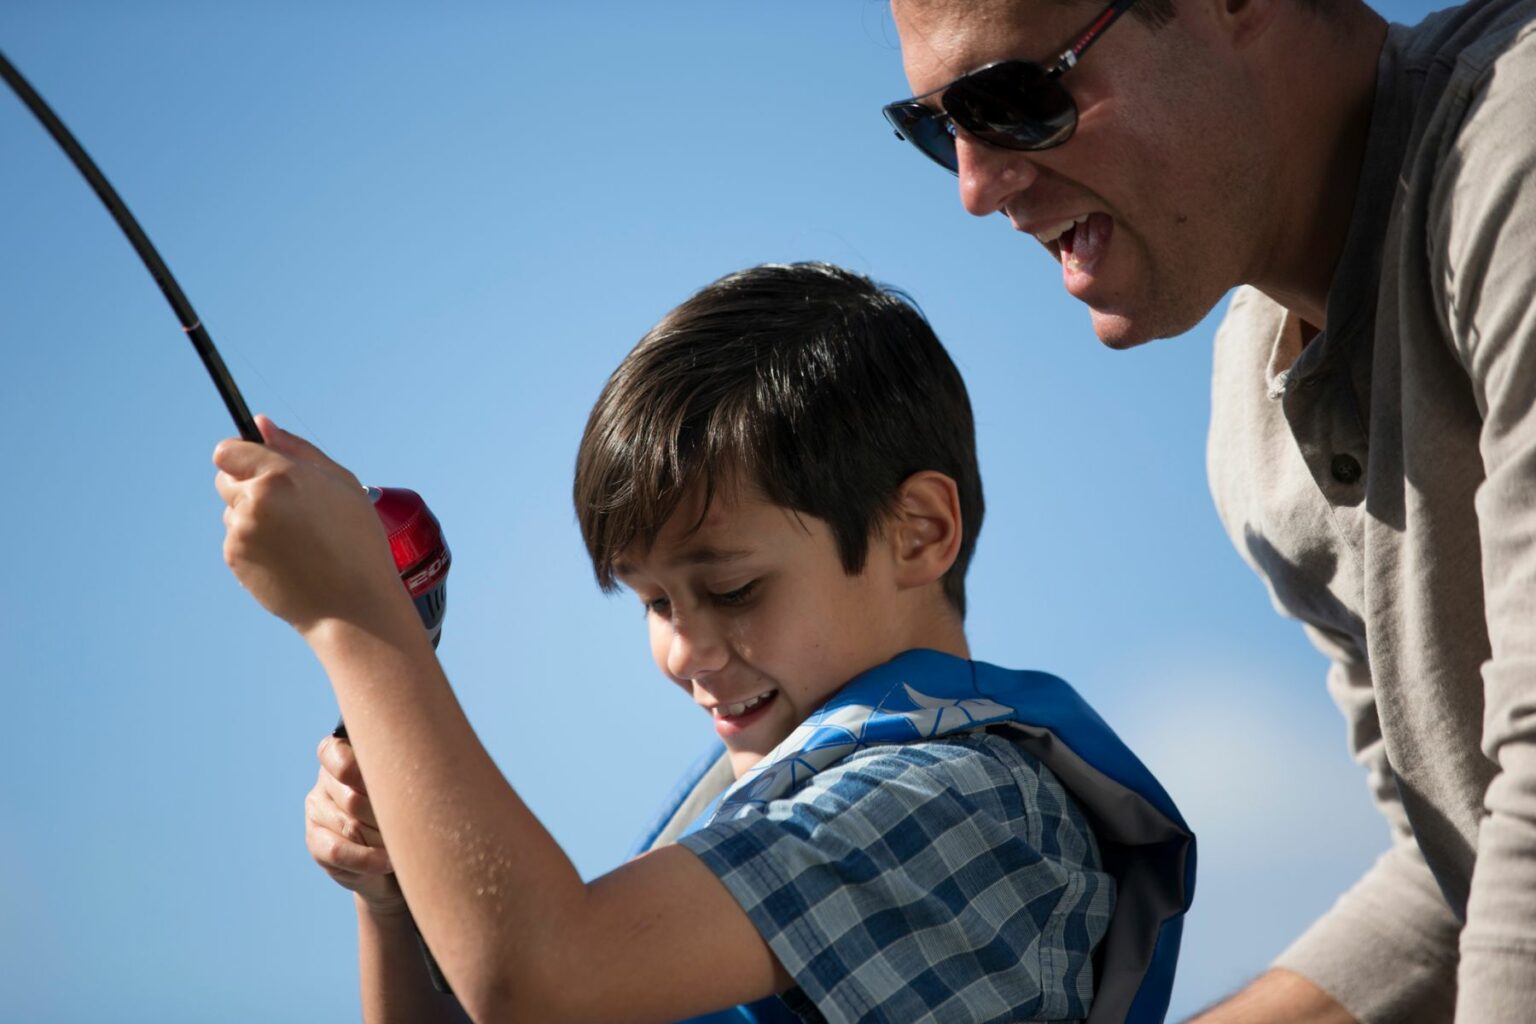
[664,651,1192,1023]
[787,730,1098,846]
[679,729,1114,1022]
[686,728,1103,889]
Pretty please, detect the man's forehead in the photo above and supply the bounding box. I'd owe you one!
[892,0,1057,81]
[893,0,1023,24]
[892,0,1035,41]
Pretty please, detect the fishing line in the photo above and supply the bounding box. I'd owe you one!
[0,48,260,442]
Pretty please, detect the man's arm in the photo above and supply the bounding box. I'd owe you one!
[1174,643,1459,1022]
[1185,968,1354,1024]
[1436,28,1536,1023]
[1206,301,1465,1020]
[1185,840,1461,1022]
[1264,637,1461,1021]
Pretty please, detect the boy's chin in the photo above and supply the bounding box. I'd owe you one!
[727,746,770,780]
[723,726,793,779]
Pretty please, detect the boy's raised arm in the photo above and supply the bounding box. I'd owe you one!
[214,418,790,1022]
[299,607,790,1022]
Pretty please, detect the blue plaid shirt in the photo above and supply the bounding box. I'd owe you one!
[678,730,1115,1023]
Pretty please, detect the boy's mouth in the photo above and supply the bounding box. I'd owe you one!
[711,689,779,736]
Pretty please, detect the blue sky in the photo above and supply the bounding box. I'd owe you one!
[1,2,1445,1020]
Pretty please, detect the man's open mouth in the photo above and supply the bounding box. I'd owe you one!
[1036,213,1112,272]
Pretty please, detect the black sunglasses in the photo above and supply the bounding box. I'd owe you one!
[883,0,1140,173]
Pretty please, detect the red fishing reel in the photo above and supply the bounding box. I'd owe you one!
[367,486,450,647]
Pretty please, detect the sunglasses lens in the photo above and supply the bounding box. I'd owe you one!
[884,103,960,173]
[883,60,1078,174]
[946,62,1076,151]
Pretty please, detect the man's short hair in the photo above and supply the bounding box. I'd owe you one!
[1051,0,1329,29]
[574,261,985,615]
[1049,0,1174,28]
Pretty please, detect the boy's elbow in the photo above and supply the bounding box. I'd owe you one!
[453,978,513,1024]
[441,884,612,1023]
[456,977,563,1024]
[451,949,592,1024]
[452,964,561,1024]
[440,951,516,1024]
[458,989,603,1024]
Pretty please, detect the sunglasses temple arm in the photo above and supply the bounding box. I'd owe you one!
[1060,0,1142,69]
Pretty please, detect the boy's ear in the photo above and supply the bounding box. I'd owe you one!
[887,471,964,590]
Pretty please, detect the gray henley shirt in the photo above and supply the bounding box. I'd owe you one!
[1207,1,1536,1020]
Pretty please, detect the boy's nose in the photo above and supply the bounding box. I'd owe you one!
[666,619,728,682]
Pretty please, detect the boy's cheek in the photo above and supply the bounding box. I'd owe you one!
[646,619,671,673]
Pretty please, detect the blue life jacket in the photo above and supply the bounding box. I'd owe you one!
[631,649,1196,1024]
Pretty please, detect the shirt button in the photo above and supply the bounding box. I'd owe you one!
[1331,454,1363,485]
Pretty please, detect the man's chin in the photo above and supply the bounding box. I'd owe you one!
[1087,301,1208,349]
[1088,307,1160,350]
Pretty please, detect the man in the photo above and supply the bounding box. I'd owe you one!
[883,0,1536,1020]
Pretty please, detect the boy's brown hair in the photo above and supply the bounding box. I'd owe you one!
[573,262,984,615]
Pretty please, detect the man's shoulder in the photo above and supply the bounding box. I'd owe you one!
[1416,0,1536,371]
[1394,0,1536,188]
[1397,0,1536,78]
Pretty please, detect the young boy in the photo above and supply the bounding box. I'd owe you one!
[214,263,1192,1023]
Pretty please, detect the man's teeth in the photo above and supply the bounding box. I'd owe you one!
[1033,213,1092,247]
[716,691,775,717]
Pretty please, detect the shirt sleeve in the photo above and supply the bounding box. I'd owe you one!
[677,734,1114,1024]
[1271,627,1461,1024]
[1434,23,1536,1023]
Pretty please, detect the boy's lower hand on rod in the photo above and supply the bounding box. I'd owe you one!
[306,734,405,915]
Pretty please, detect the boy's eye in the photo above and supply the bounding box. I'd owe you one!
[643,596,672,617]
[711,580,759,607]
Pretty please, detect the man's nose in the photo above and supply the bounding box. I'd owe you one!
[666,615,729,682]
[956,130,1040,218]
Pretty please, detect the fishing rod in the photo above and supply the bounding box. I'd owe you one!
[1,46,453,994]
